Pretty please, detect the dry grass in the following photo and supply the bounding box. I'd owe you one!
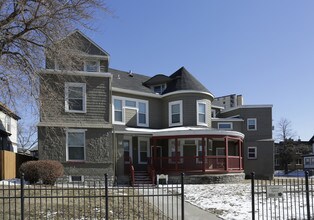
[0,184,172,220]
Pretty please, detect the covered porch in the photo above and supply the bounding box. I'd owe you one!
[150,133,244,174]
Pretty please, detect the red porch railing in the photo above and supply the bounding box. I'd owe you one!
[147,158,156,184]
[151,155,243,173]
[128,157,135,186]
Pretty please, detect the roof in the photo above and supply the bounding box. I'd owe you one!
[309,135,314,143]
[114,126,245,139]
[162,67,211,95]
[110,68,153,94]
[143,74,172,86]
[63,30,110,57]
[0,102,20,120]
[221,105,273,113]
[110,66,213,97]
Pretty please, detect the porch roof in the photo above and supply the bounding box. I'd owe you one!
[115,126,244,139]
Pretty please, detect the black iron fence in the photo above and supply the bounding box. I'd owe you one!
[251,171,314,220]
[0,173,184,220]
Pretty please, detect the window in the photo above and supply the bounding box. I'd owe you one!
[218,122,233,130]
[65,83,86,113]
[5,116,11,132]
[216,148,225,156]
[66,130,85,161]
[197,101,207,125]
[169,100,183,126]
[114,99,123,122]
[153,84,166,94]
[85,60,99,72]
[69,176,84,182]
[125,100,136,108]
[247,118,257,131]
[296,158,302,165]
[123,137,132,164]
[275,158,280,166]
[196,140,208,163]
[211,109,216,118]
[113,96,149,127]
[138,138,149,164]
[138,102,147,125]
[248,147,257,159]
[168,139,183,163]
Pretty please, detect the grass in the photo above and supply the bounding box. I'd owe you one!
[0,183,173,220]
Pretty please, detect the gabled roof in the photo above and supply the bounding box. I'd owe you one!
[162,67,211,94]
[142,74,172,86]
[0,102,20,120]
[64,30,110,57]
[110,68,153,94]
[309,135,314,143]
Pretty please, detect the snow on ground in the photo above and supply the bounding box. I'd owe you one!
[184,182,252,220]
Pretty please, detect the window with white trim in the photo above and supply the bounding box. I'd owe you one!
[114,99,123,123]
[153,84,166,94]
[65,83,86,113]
[218,122,233,130]
[196,139,208,163]
[5,115,11,132]
[138,102,147,125]
[138,137,150,164]
[69,175,84,182]
[211,109,216,118]
[169,100,183,126]
[197,101,207,125]
[247,118,257,131]
[248,147,257,159]
[112,96,149,127]
[168,139,183,163]
[66,130,86,161]
[85,60,99,72]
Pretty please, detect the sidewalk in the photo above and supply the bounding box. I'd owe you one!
[143,187,221,220]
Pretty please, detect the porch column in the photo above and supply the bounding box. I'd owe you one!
[239,140,242,170]
[202,137,206,173]
[153,138,157,167]
[175,138,178,172]
[225,137,229,171]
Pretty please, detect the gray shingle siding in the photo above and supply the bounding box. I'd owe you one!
[40,73,111,125]
[38,127,113,176]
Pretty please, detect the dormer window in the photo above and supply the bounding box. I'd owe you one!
[153,84,166,94]
[85,60,99,72]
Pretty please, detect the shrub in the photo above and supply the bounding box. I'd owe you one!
[19,161,40,184]
[19,160,64,185]
[37,160,64,185]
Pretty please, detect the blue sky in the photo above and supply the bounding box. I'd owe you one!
[84,0,314,141]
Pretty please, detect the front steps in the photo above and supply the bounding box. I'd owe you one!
[133,171,154,186]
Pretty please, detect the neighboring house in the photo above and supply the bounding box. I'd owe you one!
[275,139,311,171]
[38,30,274,182]
[0,102,20,153]
[302,135,314,172]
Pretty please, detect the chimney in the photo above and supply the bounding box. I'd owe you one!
[237,95,243,106]
[128,70,133,77]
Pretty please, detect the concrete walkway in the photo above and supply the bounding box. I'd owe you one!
[141,187,221,220]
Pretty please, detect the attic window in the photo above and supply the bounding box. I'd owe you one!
[85,60,99,72]
[153,84,166,94]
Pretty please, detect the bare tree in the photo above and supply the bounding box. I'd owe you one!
[0,0,108,108]
[276,118,297,174]
[276,118,296,141]
[0,0,110,148]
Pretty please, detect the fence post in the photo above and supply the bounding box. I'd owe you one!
[181,173,184,220]
[105,173,108,220]
[20,173,25,220]
[305,171,311,220]
[251,172,255,220]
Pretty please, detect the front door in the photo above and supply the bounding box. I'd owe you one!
[123,137,132,164]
